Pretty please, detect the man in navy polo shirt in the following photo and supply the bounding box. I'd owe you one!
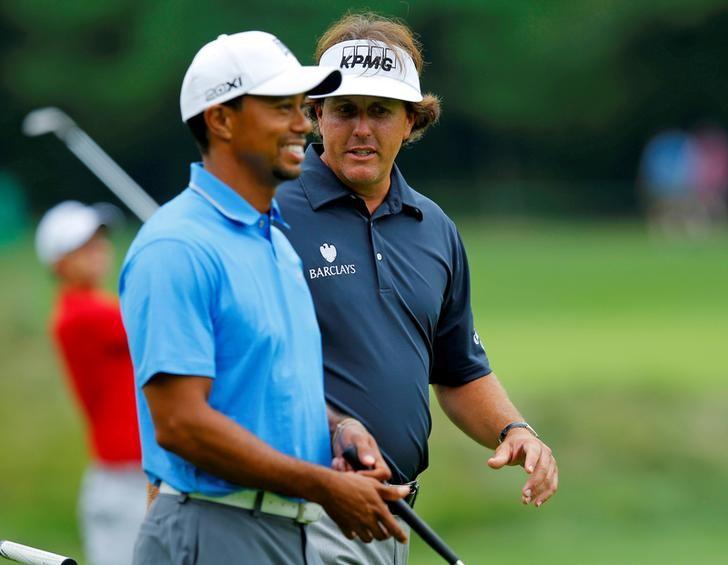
[120,31,409,565]
[276,13,559,564]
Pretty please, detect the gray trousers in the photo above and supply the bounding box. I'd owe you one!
[133,494,323,565]
[307,511,410,565]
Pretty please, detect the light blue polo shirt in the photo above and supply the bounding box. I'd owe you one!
[119,163,330,496]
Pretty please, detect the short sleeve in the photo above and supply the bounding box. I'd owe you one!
[119,239,217,387]
[429,229,491,386]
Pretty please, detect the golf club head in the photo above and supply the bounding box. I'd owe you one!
[22,107,75,137]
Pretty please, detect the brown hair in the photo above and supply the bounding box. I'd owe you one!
[309,11,441,145]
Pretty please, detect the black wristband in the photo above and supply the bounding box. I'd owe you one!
[497,422,538,444]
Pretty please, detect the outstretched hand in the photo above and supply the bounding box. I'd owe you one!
[488,428,558,507]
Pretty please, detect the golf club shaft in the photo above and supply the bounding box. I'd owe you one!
[342,447,465,565]
[389,500,464,565]
[23,107,159,222]
[0,540,77,565]
[55,125,159,222]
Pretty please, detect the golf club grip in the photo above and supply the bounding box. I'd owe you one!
[0,541,77,565]
[341,446,464,565]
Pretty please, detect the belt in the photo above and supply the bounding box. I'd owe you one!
[158,483,323,524]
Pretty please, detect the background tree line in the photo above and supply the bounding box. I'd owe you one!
[1,0,727,218]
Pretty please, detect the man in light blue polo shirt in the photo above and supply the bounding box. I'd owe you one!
[120,31,409,565]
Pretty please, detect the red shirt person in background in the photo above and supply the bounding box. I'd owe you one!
[36,201,146,565]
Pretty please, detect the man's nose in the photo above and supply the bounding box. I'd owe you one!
[352,112,372,137]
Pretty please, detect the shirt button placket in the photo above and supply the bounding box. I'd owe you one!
[370,220,389,291]
[258,216,273,250]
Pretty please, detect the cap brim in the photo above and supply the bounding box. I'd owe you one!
[307,75,423,102]
[248,67,342,97]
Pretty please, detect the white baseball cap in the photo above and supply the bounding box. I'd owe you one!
[310,39,423,102]
[35,201,108,266]
[180,31,342,121]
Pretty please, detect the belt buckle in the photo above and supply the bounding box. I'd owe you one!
[295,502,307,523]
[295,502,323,524]
[295,502,314,524]
[404,480,419,508]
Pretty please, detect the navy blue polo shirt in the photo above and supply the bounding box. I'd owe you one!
[276,144,491,483]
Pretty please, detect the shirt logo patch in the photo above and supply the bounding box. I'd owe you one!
[319,243,337,263]
[310,242,357,280]
[473,330,482,347]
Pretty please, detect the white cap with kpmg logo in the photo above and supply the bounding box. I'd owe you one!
[310,39,423,102]
[180,31,342,122]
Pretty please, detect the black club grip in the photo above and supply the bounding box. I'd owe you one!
[340,445,465,565]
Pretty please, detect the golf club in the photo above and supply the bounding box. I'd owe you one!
[22,107,159,222]
[342,446,465,565]
[0,540,77,565]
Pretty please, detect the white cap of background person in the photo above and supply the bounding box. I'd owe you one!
[180,31,342,122]
[35,201,113,266]
[309,39,423,102]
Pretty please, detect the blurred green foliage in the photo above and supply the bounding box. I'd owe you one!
[1,223,726,564]
[2,1,728,214]
[0,171,29,244]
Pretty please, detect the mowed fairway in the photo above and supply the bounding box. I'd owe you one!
[1,222,726,565]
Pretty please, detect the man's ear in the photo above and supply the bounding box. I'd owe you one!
[204,105,233,144]
[313,101,327,139]
[403,107,415,142]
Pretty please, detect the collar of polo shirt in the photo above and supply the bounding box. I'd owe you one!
[188,163,289,228]
[298,145,423,221]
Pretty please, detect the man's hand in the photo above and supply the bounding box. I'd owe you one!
[331,418,391,482]
[434,376,559,508]
[487,428,558,507]
[316,471,410,543]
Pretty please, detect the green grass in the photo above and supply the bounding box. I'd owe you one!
[1,222,727,564]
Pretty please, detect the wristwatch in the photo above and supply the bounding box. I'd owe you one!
[497,422,538,444]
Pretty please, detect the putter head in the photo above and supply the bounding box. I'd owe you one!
[22,107,75,137]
